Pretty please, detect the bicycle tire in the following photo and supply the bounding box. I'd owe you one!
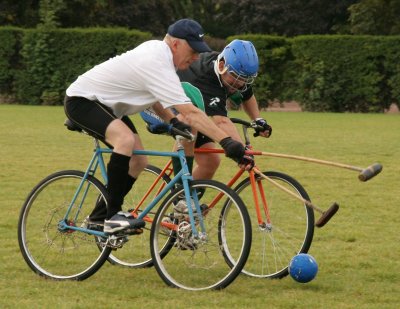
[150,179,252,290]
[106,164,174,268]
[227,170,314,279]
[18,170,112,280]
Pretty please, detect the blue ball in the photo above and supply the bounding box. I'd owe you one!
[289,253,318,283]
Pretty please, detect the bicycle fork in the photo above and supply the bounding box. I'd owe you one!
[249,169,272,231]
[226,167,272,231]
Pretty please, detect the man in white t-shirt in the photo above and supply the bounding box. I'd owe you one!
[64,18,253,234]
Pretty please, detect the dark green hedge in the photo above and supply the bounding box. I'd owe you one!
[12,28,151,105]
[1,27,399,112]
[0,27,21,94]
[230,34,400,112]
[288,35,400,112]
[227,34,290,108]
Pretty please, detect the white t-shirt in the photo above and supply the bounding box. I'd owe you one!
[66,40,191,117]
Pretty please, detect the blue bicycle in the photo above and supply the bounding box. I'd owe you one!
[18,120,252,291]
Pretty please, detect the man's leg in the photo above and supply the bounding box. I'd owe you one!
[192,142,221,180]
[102,119,145,233]
[64,97,145,232]
[89,118,147,222]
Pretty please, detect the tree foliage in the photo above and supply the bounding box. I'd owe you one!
[0,0,40,27]
[217,0,357,36]
[4,0,400,37]
[348,0,400,35]
[0,0,360,37]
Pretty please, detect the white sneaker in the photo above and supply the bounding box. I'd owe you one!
[81,216,104,231]
[104,211,145,234]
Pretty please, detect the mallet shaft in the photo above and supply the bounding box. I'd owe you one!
[253,168,324,213]
[260,152,362,172]
[259,152,382,182]
[253,168,339,228]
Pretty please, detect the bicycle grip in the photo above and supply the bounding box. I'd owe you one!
[170,127,195,141]
[358,163,382,182]
[230,118,251,127]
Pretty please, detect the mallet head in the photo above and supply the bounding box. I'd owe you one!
[358,163,383,182]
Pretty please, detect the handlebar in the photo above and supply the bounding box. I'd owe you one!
[146,122,194,141]
[230,118,265,138]
[170,127,195,142]
[230,118,252,127]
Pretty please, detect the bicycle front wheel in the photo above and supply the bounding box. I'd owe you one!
[232,170,314,279]
[150,180,252,291]
[18,170,112,280]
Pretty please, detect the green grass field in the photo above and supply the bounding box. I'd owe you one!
[1,105,399,308]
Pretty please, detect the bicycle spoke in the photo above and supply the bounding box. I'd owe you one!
[233,171,314,278]
[106,165,173,268]
[18,171,111,280]
[151,180,251,291]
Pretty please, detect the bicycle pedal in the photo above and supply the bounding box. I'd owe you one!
[123,228,144,235]
[107,235,129,249]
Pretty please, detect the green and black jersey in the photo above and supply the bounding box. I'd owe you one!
[177,52,254,117]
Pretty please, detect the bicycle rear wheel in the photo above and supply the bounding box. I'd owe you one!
[150,180,252,290]
[18,170,112,280]
[231,170,314,278]
[106,165,173,268]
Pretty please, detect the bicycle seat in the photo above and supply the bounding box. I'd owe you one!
[64,118,113,148]
[64,119,83,132]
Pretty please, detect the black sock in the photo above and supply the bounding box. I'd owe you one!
[124,175,136,196]
[89,175,136,221]
[105,152,131,219]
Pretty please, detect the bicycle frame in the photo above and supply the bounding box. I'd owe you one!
[136,149,271,229]
[130,120,272,230]
[194,146,272,228]
[59,137,207,238]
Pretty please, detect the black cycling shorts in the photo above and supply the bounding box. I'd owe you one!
[195,132,214,148]
[64,96,137,146]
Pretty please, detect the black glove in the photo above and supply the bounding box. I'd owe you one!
[146,123,170,135]
[219,137,245,162]
[170,117,191,137]
[252,118,272,137]
[239,154,255,170]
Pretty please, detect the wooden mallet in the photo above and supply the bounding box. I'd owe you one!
[251,152,382,182]
[253,167,339,228]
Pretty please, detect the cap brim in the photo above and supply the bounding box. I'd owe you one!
[187,40,212,53]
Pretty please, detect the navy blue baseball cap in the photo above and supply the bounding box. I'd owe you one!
[168,19,211,53]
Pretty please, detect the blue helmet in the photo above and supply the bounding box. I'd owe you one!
[217,39,259,83]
